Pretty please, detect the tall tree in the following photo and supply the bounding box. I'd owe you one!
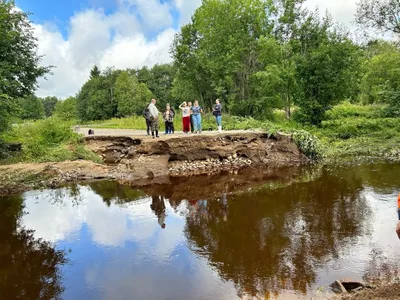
[76,68,120,121]
[296,35,361,123]
[172,0,275,114]
[356,0,400,35]
[254,37,297,119]
[0,0,51,136]
[90,65,101,79]
[115,71,152,116]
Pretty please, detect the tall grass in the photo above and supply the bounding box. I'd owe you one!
[1,117,101,164]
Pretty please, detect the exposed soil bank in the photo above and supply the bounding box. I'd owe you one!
[0,131,307,194]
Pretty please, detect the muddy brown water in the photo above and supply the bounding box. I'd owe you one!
[1,162,400,300]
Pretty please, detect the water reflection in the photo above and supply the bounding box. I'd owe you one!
[184,167,370,298]
[1,163,400,299]
[151,196,167,229]
[0,195,67,300]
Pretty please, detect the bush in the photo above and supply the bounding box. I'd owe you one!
[324,102,385,120]
[1,117,100,163]
[320,117,400,139]
[291,130,323,160]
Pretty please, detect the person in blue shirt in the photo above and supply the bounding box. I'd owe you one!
[190,100,203,134]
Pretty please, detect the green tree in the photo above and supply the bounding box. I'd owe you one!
[254,37,298,119]
[17,94,45,120]
[90,65,101,79]
[356,0,400,35]
[0,0,51,137]
[115,71,139,116]
[294,15,362,124]
[54,96,77,120]
[361,49,400,104]
[76,68,120,121]
[136,66,153,85]
[41,96,59,117]
[172,0,275,114]
[171,23,212,106]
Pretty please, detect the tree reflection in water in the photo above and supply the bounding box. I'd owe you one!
[184,168,370,298]
[0,195,67,300]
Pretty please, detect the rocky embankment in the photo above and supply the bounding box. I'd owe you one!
[86,131,307,180]
[0,131,307,194]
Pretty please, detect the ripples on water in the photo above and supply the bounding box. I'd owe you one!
[1,163,400,299]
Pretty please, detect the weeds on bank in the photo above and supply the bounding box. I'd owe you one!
[1,117,101,164]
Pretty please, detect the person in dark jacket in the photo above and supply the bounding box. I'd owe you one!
[188,101,194,133]
[143,108,151,135]
[213,99,223,132]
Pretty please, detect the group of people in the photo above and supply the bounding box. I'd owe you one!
[143,99,222,138]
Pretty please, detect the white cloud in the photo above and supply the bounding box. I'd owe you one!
[305,0,357,29]
[125,0,173,31]
[100,29,175,70]
[33,3,175,99]
[32,0,358,99]
[173,0,201,26]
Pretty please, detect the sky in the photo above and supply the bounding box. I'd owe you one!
[15,0,358,99]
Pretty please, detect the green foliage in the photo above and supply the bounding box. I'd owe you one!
[77,75,114,121]
[1,117,100,163]
[0,0,51,99]
[0,0,51,152]
[137,64,174,108]
[41,96,59,117]
[295,19,362,124]
[115,71,152,117]
[361,49,400,104]
[324,101,385,120]
[90,65,101,79]
[172,0,274,113]
[54,97,78,120]
[16,94,45,120]
[383,90,400,117]
[291,130,323,160]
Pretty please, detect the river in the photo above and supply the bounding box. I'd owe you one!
[1,162,400,299]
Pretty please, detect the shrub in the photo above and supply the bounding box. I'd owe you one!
[324,102,385,120]
[1,117,100,163]
[291,130,323,160]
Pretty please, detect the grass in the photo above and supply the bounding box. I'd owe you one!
[300,102,400,161]
[1,117,102,164]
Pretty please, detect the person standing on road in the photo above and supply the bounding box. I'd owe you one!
[179,101,191,134]
[148,99,160,138]
[163,104,174,134]
[213,99,223,133]
[191,100,203,134]
[168,103,175,134]
[142,107,151,135]
[188,101,194,133]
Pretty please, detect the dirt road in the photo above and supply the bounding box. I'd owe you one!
[76,127,262,140]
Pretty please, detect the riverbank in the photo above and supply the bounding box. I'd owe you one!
[0,131,307,194]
